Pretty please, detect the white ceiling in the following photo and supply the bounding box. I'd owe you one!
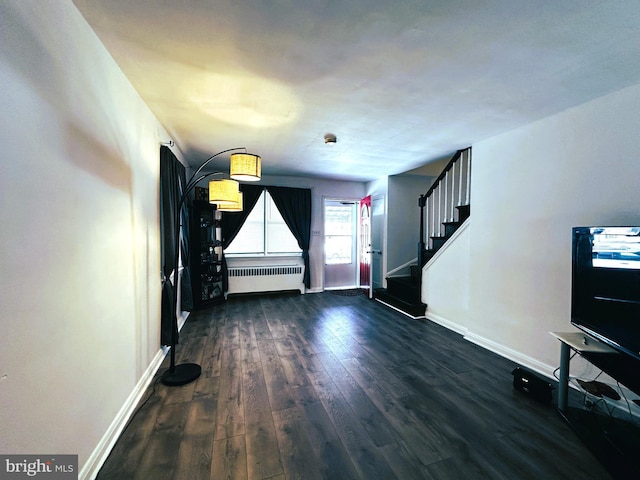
[73,0,640,182]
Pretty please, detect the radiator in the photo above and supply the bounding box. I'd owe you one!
[226,265,305,296]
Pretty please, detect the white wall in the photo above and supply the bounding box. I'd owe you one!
[0,0,167,475]
[387,174,434,271]
[465,82,640,375]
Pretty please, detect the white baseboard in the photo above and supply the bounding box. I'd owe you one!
[425,312,469,336]
[425,312,556,380]
[463,331,556,380]
[79,347,167,480]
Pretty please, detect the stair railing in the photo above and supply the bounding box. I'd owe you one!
[418,147,471,266]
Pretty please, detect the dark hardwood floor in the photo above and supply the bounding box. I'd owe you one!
[97,291,611,479]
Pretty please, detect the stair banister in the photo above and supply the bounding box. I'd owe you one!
[418,194,426,267]
[465,149,472,204]
[458,151,464,206]
[444,169,449,224]
[418,147,471,266]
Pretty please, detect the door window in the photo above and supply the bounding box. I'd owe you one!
[324,204,354,265]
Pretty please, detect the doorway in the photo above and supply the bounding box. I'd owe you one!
[324,199,358,290]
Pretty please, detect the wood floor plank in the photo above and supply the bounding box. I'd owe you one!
[257,339,297,411]
[212,435,248,480]
[222,322,241,351]
[273,337,297,357]
[174,398,216,479]
[174,433,214,480]
[321,335,356,360]
[162,378,197,406]
[250,311,274,342]
[175,335,207,367]
[279,353,311,389]
[215,349,244,440]
[244,421,284,479]
[272,406,323,480]
[200,322,223,378]
[241,361,273,425]
[238,318,262,366]
[133,401,189,480]
[378,440,434,480]
[262,361,296,412]
[192,375,220,401]
[240,349,285,479]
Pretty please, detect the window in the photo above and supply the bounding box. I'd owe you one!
[225,190,302,255]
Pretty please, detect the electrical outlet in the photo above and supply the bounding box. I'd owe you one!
[312,230,321,236]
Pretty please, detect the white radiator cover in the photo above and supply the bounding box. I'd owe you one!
[227,264,305,296]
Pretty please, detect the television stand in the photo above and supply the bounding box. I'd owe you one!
[550,332,617,412]
[551,332,640,479]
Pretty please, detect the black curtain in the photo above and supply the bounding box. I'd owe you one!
[159,146,187,346]
[267,186,312,288]
[179,179,194,312]
[220,184,264,292]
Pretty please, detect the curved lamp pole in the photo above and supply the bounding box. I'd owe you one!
[162,147,245,386]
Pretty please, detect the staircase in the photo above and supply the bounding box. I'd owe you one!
[375,148,472,319]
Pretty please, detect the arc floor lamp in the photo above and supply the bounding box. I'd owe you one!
[162,147,261,386]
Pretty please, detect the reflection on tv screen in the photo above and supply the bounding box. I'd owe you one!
[591,227,640,270]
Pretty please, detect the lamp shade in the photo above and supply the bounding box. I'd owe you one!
[230,153,261,181]
[217,192,243,212]
[209,179,239,204]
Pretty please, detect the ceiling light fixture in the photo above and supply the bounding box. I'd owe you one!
[324,133,337,144]
[230,152,261,181]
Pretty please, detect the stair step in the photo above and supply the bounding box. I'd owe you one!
[418,248,435,267]
[443,221,462,237]
[386,276,419,303]
[374,288,426,318]
[456,204,470,222]
[430,236,447,250]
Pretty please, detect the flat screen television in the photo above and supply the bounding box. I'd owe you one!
[572,226,640,361]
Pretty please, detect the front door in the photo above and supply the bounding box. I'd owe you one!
[359,196,372,297]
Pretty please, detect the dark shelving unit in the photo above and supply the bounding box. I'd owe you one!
[190,199,224,309]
